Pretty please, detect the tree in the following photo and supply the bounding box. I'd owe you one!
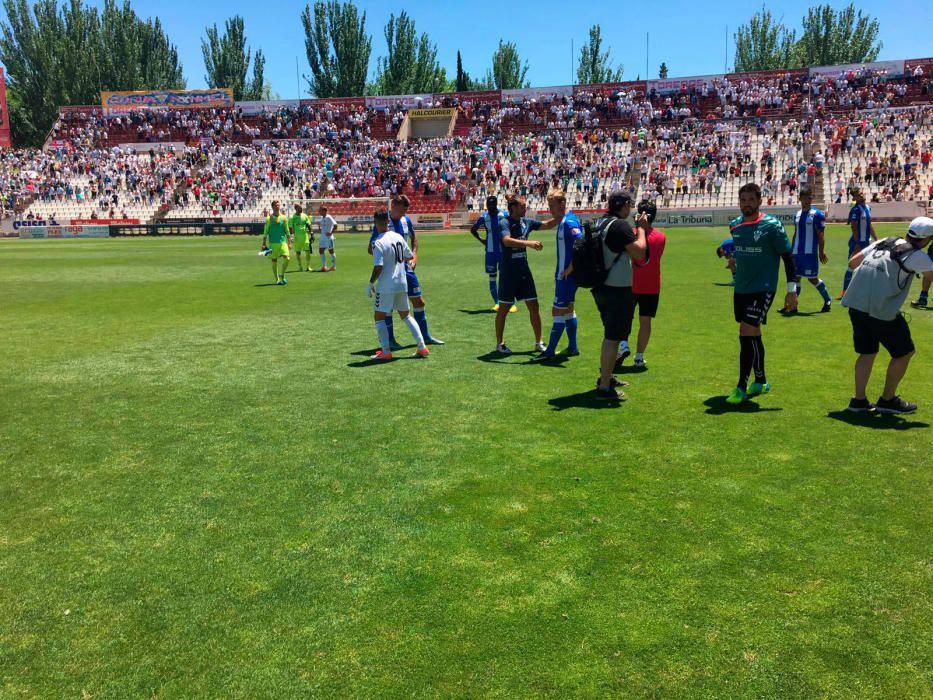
[202,16,265,101]
[301,0,371,98]
[576,25,622,85]
[485,40,529,90]
[373,11,446,95]
[795,4,881,68]
[733,8,797,72]
[455,50,470,92]
[0,0,184,147]
[659,62,669,79]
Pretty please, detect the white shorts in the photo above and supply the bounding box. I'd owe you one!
[374,290,409,314]
[318,236,334,250]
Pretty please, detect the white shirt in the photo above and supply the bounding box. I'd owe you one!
[372,231,413,293]
[319,214,337,236]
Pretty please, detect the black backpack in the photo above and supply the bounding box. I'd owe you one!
[572,216,621,289]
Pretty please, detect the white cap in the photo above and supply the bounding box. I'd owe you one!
[907,216,933,239]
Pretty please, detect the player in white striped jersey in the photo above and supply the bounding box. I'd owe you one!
[783,187,832,314]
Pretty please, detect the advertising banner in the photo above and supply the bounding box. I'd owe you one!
[70,218,140,225]
[101,88,234,110]
[0,68,11,148]
[300,97,366,109]
[502,85,573,102]
[725,68,808,82]
[18,225,110,238]
[365,94,432,110]
[411,213,448,229]
[408,108,457,119]
[573,80,647,96]
[432,90,502,105]
[236,100,300,116]
[647,74,724,95]
[809,60,905,78]
[905,57,933,73]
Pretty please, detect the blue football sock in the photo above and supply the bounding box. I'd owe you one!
[919,290,928,301]
[385,316,398,344]
[414,308,429,338]
[488,275,498,304]
[544,316,565,354]
[565,313,579,351]
[816,280,831,302]
[842,269,853,292]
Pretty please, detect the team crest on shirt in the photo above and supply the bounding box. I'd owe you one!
[753,230,765,242]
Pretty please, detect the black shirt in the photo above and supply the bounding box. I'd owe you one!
[604,217,637,253]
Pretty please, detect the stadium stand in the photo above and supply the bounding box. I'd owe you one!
[4,57,932,227]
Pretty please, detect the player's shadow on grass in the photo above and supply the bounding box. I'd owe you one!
[548,390,623,411]
[254,283,280,287]
[476,350,537,364]
[712,282,735,287]
[703,396,783,414]
[826,410,929,430]
[349,347,415,357]
[348,356,423,368]
[459,308,495,315]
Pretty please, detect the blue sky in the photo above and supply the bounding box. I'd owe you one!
[3,0,931,96]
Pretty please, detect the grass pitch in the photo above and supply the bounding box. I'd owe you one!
[0,224,930,698]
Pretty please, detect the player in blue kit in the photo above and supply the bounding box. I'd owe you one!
[470,195,515,313]
[537,189,582,359]
[369,194,444,346]
[716,238,737,284]
[783,187,832,313]
[494,195,556,354]
[842,188,876,296]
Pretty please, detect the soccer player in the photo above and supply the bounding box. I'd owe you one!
[716,238,737,285]
[842,188,876,296]
[289,203,313,272]
[369,194,443,345]
[725,183,798,405]
[537,189,582,359]
[367,209,429,361]
[620,199,666,369]
[470,195,515,312]
[317,205,338,271]
[495,195,550,354]
[261,200,291,285]
[785,186,832,313]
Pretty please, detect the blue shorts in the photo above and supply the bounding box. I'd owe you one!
[848,239,871,256]
[485,251,502,274]
[553,279,578,309]
[499,267,537,304]
[794,253,820,279]
[406,268,421,298]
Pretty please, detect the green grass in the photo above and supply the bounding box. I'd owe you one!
[0,224,930,698]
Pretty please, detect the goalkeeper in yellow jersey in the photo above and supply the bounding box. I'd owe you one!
[262,200,291,285]
[289,203,314,272]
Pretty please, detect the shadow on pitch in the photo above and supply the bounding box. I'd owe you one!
[549,390,623,411]
[712,282,735,287]
[349,346,414,357]
[476,350,537,364]
[348,355,424,368]
[826,410,929,430]
[459,308,495,315]
[254,282,281,287]
[703,396,783,414]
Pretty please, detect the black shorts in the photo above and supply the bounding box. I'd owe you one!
[591,285,635,341]
[733,292,774,327]
[498,266,537,304]
[848,308,914,358]
[634,293,660,318]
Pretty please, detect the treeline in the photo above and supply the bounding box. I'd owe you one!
[0,0,883,147]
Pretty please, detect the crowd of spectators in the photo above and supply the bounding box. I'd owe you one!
[5,63,933,224]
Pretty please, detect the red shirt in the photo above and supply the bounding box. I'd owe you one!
[632,228,666,295]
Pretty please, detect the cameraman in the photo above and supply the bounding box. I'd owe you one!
[593,191,649,399]
[841,217,933,414]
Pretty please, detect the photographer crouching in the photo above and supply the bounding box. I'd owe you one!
[841,217,933,414]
